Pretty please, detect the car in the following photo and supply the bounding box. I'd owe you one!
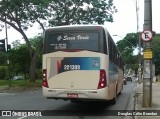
[126,76,132,82]
[12,76,23,80]
[124,78,127,85]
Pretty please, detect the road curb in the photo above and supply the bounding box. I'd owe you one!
[0,85,9,92]
[0,86,41,93]
[134,83,139,119]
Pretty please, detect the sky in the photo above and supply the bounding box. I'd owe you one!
[106,0,160,43]
[0,0,160,45]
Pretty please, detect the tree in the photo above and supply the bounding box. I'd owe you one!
[48,0,117,26]
[117,33,138,50]
[9,45,30,78]
[0,66,7,80]
[0,0,50,82]
[116,32,160,76]
[9,36,42,79]
[29,36,42,79]
[0,51,7,80]
[116,33,138,61]
[116,33,139,73]
[0,51,7,65]
[0,0,117,82]
[152,34,160,75]
[12,40,21,49]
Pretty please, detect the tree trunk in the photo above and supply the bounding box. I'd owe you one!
[29,53,36,82]
[29,40,42,82]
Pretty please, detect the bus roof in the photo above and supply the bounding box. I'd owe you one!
[45,25,109,32]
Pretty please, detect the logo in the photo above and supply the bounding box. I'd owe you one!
[92,58,99,67]
[1,111,42,117]
[57,34,89,41]
[63,35,75,40]
[2,111,11,116]
[57,36,62,41]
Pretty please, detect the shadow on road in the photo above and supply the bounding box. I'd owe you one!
[41,101,117,116]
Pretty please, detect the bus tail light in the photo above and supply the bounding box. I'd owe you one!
[97,69,107,89]
[42,69,48,88]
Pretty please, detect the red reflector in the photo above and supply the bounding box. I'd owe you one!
[100,83,104,87]
[98,69,107,89]
[42,69,48,88]
[43,80,48,88]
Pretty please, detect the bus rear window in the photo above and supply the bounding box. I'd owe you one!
[45,32,99,53]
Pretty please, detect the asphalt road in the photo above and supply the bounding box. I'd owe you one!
[0,79,136,119]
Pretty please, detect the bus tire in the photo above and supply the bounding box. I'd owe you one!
[118,84,123,95]
[110,87,117,104]
[110,96,116,104]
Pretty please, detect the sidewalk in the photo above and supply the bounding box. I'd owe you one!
[135,81,160,119]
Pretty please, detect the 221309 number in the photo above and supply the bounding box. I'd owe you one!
[64,65,80,70]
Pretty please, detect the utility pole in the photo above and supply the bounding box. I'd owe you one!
[5,15,11,87]
[142,0,152,107]
[133,0,141,83]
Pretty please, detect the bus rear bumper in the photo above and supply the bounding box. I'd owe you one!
[42,87,109,101]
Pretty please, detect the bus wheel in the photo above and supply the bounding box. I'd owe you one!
[110,96,116,104]
[118,84,123,95]
[110,89,117,104]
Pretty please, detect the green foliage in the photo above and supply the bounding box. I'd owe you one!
[116,33,140,72]
[9,45,30,76]
[48,0,117,26]
[36,69,42,79]
[0,0,50,30]
[117,33,138,51]
[0,0,49,81]
[0,0,117,81]
[116,33,139,64]
[9,36,42,79]
[0,51,7,80]
[0,51,7,65]
[12,40,21,49]
[29,36,42,69]
[29,36,43,48]
[117,33,160,75]
[152,34,160,75]
[0,79,9,86]
[0,0,116,29]
[0,66,7,80]
[0,79,42,87]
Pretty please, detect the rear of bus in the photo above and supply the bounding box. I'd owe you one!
[42,25,109,101]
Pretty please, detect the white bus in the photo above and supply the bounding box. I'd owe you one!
[42,25,124,104]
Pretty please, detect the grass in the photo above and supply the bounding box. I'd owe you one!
[0,80,9,86]
[0,79,42,88]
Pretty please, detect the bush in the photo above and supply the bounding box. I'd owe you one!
[36,69,42,79]
[0,66,7,80]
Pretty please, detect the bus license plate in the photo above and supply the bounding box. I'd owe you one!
[67,93,78,98]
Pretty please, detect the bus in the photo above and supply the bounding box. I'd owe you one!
[42,25,124,104]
